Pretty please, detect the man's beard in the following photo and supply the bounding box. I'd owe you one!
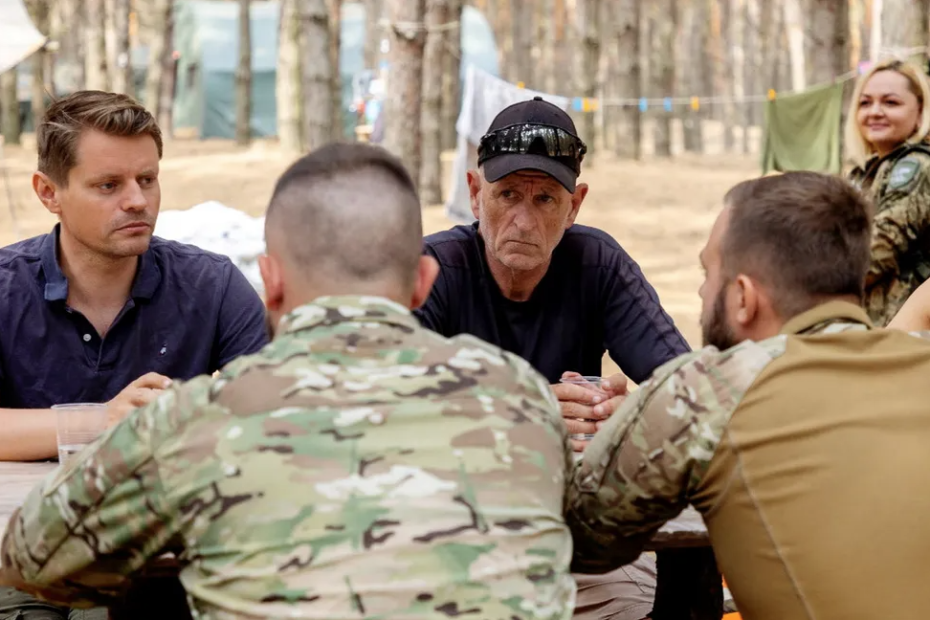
[701,288,739,350]
[265,310,277,340]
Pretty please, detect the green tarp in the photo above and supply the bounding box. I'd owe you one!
[761,81,846,175]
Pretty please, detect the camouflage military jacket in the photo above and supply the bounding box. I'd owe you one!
[1,296,575,620]
[565,301,930,620]
[849,142,930,325]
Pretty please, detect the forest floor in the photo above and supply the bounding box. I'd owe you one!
[0,136,762,376]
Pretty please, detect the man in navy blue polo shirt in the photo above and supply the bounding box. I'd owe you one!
[415,97,691,620]
[0,90,267,465]
[0,90,268,619]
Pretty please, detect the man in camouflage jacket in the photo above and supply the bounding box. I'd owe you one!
[567,172,930,620]
[1,144,576,620]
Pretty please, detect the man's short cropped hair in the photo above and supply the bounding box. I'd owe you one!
[266,142,423,285]
[37,90,163,185]
[722,171,873,318]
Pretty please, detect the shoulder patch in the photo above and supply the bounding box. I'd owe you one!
[888,157,921,190]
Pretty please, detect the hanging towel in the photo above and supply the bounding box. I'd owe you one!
[761,81,846,174]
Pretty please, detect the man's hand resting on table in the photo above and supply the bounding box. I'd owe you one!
[106,372,172,425]
[551,370,629,452]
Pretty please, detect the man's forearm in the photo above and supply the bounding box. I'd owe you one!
[0,409,57,461]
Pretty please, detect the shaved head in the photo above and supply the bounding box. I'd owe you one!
[265,143,423,294]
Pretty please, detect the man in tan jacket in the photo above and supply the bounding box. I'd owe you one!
[567,171,930,620]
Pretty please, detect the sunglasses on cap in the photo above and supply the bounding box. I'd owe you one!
[477,123,587,171]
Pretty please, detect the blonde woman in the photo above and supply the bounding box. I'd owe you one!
[846,59,930,325]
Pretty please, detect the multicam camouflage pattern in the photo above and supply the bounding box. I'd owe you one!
[565,313,888,574]
[849,143,930,326]
[1,296,575,620]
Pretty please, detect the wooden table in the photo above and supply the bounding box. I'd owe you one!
[2,464,723,619]
[0,461,56,546]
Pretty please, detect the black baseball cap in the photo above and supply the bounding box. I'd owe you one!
[477,96,587,192]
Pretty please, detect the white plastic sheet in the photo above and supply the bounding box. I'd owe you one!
[445,66,571,223]
[0,0,46,74]
[154,201,266,295]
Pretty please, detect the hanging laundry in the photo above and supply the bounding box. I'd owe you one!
[761,81,846,175]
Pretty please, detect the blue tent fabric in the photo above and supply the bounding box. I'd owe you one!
[163,0,498,140]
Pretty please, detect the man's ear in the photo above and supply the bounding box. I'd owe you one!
[467,169,482,220]
[411,255,440,310]
[258,253,286,312]
[33,172,62,216]
[733,274,760,327]
[566,182,588,228]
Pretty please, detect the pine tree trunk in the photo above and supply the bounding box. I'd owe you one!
[157,1,176,135]
[783,0,806,90]
[681,0,705,153]
[849,0,863,69]
[440,0,462,151]
[277,0,303,152]
[84,0,109,90]
[498,1,514,83]
[615,0,642,160]
[730,0,746,154]
[707,0,726,123]
[143,0,171,117]
[596,7,611,153]
[236,0,252,145]
[869,0,881,60]
[1,69,21,146]
[26,0,50,125]
[557,0,575,92]
[759,0,779,97]
[104,0,132,94]
[363,0,382,70]
[651,0,675,157]
[420,0,449,204]
[881,0,928,63]
[510,0,533,87]
[299,0,333,150]
[384,0,426,189]
[328,0,343,141]
[717,0,742,153]
[541,0,558,93]
[810,0,849,84]
[744,0,759,152]
[577,0,599,157]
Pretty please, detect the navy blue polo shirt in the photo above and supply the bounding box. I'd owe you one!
[0,225,269,408]
[414,223,691,384]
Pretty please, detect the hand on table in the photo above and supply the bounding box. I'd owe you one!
[551,370,629,452]
[106,372,172,426]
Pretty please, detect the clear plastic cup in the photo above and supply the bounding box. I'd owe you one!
[53,403,108,468]
[559,376,606,443]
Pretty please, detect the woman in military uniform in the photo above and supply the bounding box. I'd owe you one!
[846,59,930,325]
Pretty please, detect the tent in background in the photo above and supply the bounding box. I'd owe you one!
[136,0,499,140]
[7,0,499,141]
[0,0,46,241]
[0,0,46,75]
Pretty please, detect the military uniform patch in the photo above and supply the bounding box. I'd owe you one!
[888,158,921,189]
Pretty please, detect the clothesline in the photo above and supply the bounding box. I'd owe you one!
[551,70,859,112]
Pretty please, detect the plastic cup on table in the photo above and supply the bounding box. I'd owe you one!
[53,403,108,468]
[558,375,606,443]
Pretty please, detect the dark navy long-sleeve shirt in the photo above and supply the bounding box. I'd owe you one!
[414,223,691,384]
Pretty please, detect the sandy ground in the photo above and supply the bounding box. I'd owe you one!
[0,136,761,376]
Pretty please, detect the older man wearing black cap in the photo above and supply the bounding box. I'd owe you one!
[414,98,691,619]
